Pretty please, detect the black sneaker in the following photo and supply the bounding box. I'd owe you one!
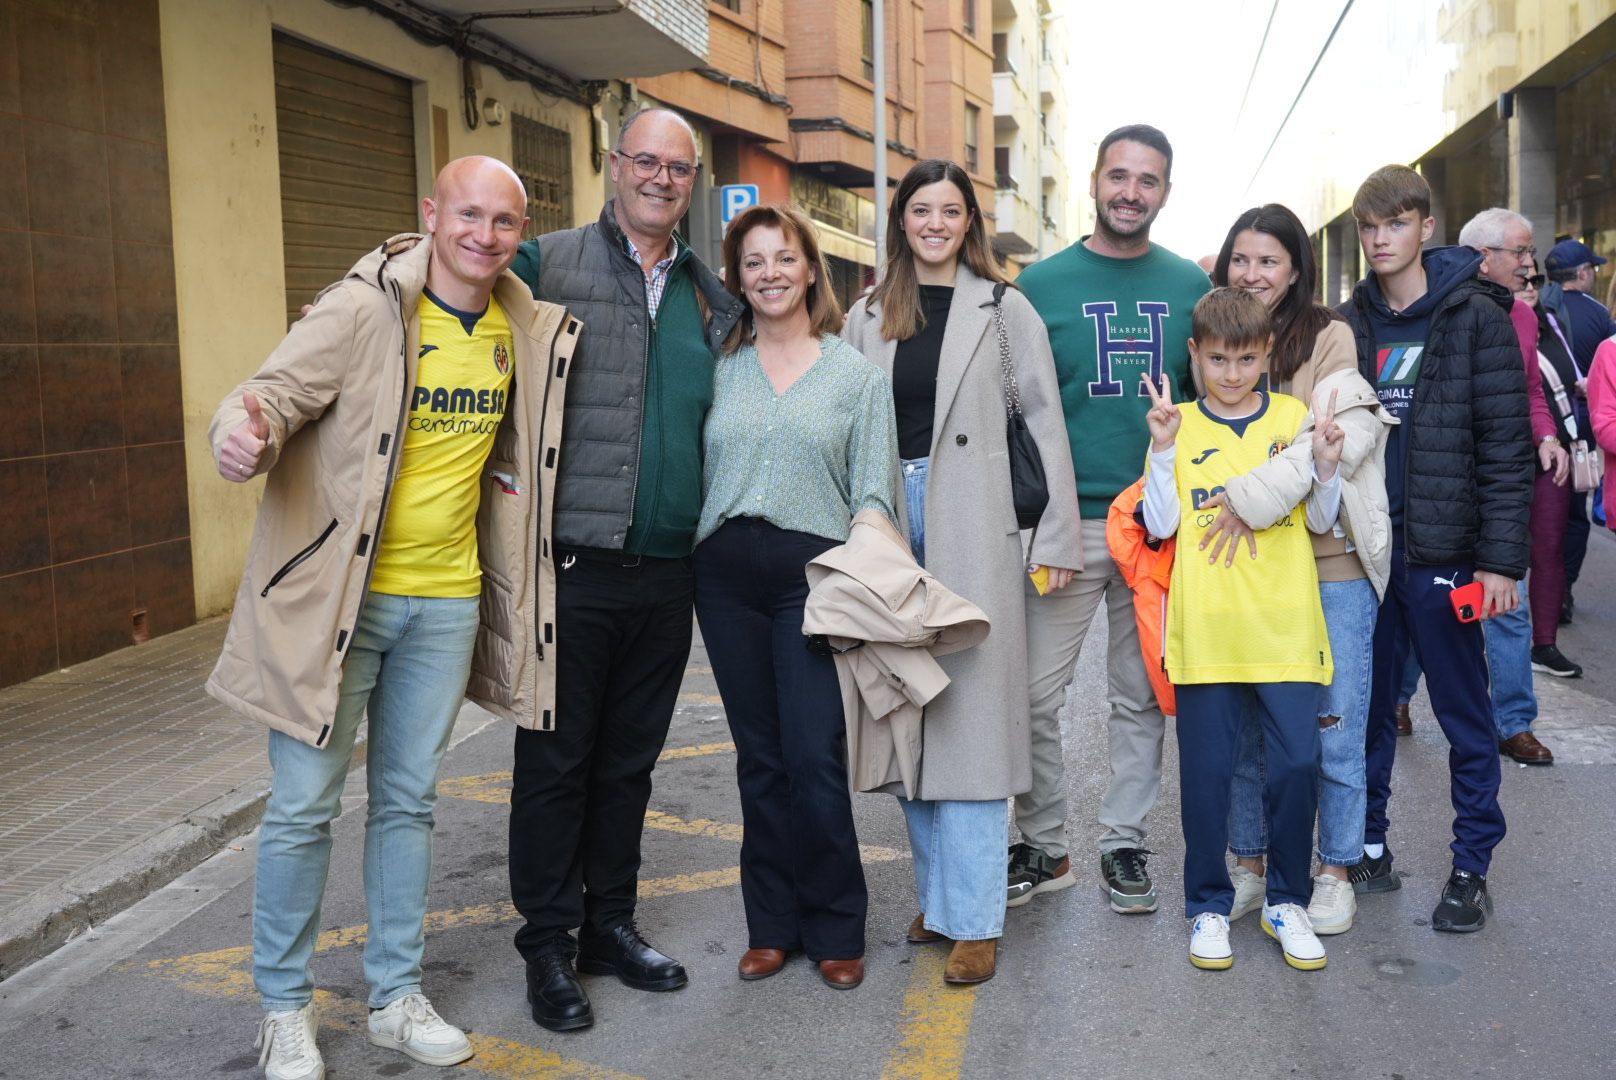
[1431,869,1491,933]
[1347,849,1401,894]
[1006,842,1075,908]
[1530,644,1583,678]
[1099,848,1158,914]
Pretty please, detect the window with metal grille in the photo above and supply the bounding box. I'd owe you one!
[512,114,572,238]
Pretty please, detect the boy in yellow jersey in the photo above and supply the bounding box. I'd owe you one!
[1139,288,1344,972]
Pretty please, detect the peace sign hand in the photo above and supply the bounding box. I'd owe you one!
[1142,372,1180,452]
[1311,388,1343,481]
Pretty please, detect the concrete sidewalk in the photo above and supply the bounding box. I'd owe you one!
[0,619,267,980]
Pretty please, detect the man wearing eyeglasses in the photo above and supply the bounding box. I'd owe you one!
[1453,210,1567,769]
[504,107,744,1033]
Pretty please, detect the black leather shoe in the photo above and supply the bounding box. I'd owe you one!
[1431,869,1492,933]
[576,922,689,991]
[526,949,594,1031]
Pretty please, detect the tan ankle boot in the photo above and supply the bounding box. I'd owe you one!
[943,938,997,985]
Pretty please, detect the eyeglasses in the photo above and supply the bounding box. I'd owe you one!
[1483,244,1536,260]
[1524,274,1546,287]
[615,151,699,183]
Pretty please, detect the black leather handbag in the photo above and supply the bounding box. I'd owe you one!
[992,283,1049,530]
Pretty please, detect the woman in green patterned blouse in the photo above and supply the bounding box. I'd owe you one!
[693,204,900,991]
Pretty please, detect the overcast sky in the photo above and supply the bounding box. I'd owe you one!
[1056,0,1452,260]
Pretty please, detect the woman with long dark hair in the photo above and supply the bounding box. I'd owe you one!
[842,159,1080,985]
[695,204,898,990]
[1203,203,1392,937]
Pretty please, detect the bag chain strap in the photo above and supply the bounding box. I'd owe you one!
[993,297,1023,422]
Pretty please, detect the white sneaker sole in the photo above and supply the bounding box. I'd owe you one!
[366,1030,474,1067]
[1106,887,1159,915]
[1307,911,1354,936]
[1530,662,1579,678]
[1006,869,1076,908]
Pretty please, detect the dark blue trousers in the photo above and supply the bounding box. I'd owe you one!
[693,518,866,960]
[1177,682,1321,916]
[1365,546,1506,875]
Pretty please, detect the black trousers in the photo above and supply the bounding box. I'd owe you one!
[509,550,694,959]
[693,518,866,961]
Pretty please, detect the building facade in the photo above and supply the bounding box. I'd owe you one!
[1249,2,1616,306]
[0,0,1072,686]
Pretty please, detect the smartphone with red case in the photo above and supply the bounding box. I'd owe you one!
[1449,580,1486,623]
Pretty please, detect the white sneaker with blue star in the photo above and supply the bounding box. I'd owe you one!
[1261,901,1326,970]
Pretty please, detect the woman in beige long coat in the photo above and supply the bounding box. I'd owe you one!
[842,159,1081,986]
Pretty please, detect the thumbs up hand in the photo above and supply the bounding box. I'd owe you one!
[219,390,270,482]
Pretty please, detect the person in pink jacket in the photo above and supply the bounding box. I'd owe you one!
[1589,336,1616,529]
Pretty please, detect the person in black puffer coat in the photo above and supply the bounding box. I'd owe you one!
[1335,165,1532,938]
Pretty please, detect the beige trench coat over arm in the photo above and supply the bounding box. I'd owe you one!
[802,510,991,798]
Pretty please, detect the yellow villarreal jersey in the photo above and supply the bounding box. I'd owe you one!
[370,292,514,598]
[1156,393,1333,686]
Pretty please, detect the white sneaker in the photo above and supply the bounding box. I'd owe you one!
[1261,902,1327,970]
[367,992,474,1067]
[1188,913,1233,970]
[1307,873,1357,936]
[1229,864,1267,921]
[255,1004,324,1080]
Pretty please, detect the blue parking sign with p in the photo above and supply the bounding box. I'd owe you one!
[721,184,759,225]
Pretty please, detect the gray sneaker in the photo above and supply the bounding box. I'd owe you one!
[1100,848,1158,914]
[1007,842,1075,907]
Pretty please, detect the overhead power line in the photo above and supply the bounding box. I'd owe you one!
[1234,0,1281,127]
[1245,0,1355,197]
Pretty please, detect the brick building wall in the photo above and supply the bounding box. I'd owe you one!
[0,0,192,688]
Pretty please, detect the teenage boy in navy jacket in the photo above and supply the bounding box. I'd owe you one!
[1337,166,1532,932]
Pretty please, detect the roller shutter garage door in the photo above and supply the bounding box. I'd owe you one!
[274,34,419,324]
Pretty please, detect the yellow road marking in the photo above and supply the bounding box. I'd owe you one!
[439,743,737,806]
[657,740,735,760]
[642,809,745,842]
[880,947,979,1080]
[296,994,649,1080]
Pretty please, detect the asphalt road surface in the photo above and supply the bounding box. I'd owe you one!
[3,531,1614,1079]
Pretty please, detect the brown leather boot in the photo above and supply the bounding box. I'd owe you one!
[737,948,788,980]
[1395,703,1413,737]
[943,939,997,985]
[906,914,946,944]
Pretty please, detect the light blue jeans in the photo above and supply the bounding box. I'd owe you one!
[896,455,1006,940]
[1482,579,1536,740]
[900,798,1009,940]
[253,591,478,1011]
[1229,578,1376,868]
[901,457,928,566]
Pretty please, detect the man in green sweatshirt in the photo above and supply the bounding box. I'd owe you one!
[1011,124,1209,915]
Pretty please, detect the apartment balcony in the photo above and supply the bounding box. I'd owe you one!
[992,71,1025,122]
[420,0,708,80]
[994,184,1038,255]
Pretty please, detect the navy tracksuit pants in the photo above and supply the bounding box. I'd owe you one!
[1177,682,1321,917]
[1365,546,1506,876]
